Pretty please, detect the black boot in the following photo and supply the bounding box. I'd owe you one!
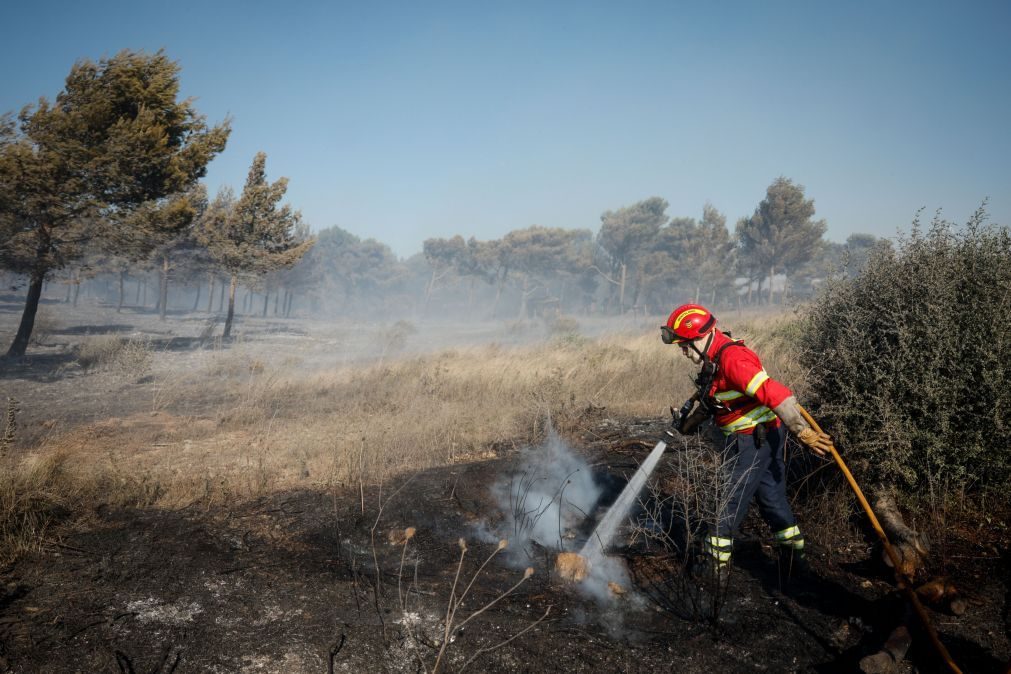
[777,544,811,581]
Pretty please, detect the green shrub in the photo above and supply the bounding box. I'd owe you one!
[799,206,1011,494]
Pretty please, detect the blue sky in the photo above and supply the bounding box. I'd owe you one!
[3,0,1009,257]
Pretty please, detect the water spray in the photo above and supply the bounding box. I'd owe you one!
[555,439,670,592]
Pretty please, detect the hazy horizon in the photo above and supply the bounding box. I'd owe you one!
[4,0,1009,258]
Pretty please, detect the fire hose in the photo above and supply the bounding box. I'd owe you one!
[797,405,963,674]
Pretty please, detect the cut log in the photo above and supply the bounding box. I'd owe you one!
[915,577,967,616]
[874,493,929,578]
[860,623,912,673]
[555,552,590,582]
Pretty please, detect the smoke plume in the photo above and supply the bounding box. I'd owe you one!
[483,426,633,603]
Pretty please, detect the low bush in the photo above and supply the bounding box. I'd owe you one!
[77,335,153,373]
[799,206,1011,495]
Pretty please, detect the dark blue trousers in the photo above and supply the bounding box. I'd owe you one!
[717,424,796,537]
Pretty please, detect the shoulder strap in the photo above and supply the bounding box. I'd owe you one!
[695,336,746,408]
[711,338,745,365]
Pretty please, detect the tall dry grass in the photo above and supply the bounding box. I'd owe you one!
[1,314,801,558]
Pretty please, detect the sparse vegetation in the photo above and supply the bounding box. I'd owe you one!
[76,335,154,374]
[1,315,802,561]
[27,311,58,347]
[1,396,17,457]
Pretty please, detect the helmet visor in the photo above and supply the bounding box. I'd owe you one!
[660,326,682,345]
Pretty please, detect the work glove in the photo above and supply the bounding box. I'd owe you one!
[671,399,708,435]
[796,427,833,457]
[679,406,709,435]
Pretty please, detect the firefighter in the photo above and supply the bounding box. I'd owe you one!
[661,303,832,579]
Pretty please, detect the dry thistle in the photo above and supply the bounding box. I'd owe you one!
[405,527,416,540]
[497,539,508,550]
[458,538,468,552]
[523,567,534,579]
[1,397,18,456]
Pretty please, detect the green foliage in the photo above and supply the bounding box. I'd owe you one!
[0,50,229,276]
[737,177,826,302]
[198,153,312,277]
[799,206,1011,493]
[298,225,402,309]
[0,49,229,356]
[598,196,669,270]
[640,203,736,308]
[197,153,313,337]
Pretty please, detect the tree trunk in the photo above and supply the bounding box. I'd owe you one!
[158,256,170,320]
[218,278,225,312]
[491,272,506,319]
[768,264,775,306]
[424,268,437,312]
[207,273,215,313]
[273,290,280,316]
[517,276,529,319]
[142,280,148,307]
[284,291,293,318]
[746,278,753,306]
[64,274,72,303]
[223,274,238,339]
[618,262,626,314]
[262,290,269,317]
[117,270,126,313]
[135,279,142,304]
[192,283,201,312]
[72,272,81,306]
[6,272,44,357]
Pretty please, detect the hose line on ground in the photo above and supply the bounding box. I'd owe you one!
[796,405,963,674]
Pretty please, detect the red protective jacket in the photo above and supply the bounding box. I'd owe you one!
[703,330,793,435]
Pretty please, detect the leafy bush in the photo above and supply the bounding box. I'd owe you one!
[799,207,1011,493]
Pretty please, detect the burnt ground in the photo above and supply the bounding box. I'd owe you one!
[1,301,1010,672]
[2,431,1009,674]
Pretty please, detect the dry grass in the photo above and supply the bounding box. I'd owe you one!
[1,313,801,558]
[77,335,154,374]
[0,448,104,564]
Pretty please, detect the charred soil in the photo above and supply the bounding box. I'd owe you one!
[2,431,1009,673]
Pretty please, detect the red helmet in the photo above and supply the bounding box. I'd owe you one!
[661,304,716,344]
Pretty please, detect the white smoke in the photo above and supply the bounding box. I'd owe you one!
[483,425,635,605]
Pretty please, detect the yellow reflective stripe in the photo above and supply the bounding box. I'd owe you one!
[714,390,744,401]
[745,369,770,396]
[708,550,732,562]
[719,406,777,433]
[672,308,707,329]
[774,525,801,540]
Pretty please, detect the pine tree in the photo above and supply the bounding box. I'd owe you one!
[736,177,826,304]
[197,153,314,339]
[0,50,229,356]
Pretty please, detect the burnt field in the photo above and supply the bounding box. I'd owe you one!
[1,301,1010,672]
